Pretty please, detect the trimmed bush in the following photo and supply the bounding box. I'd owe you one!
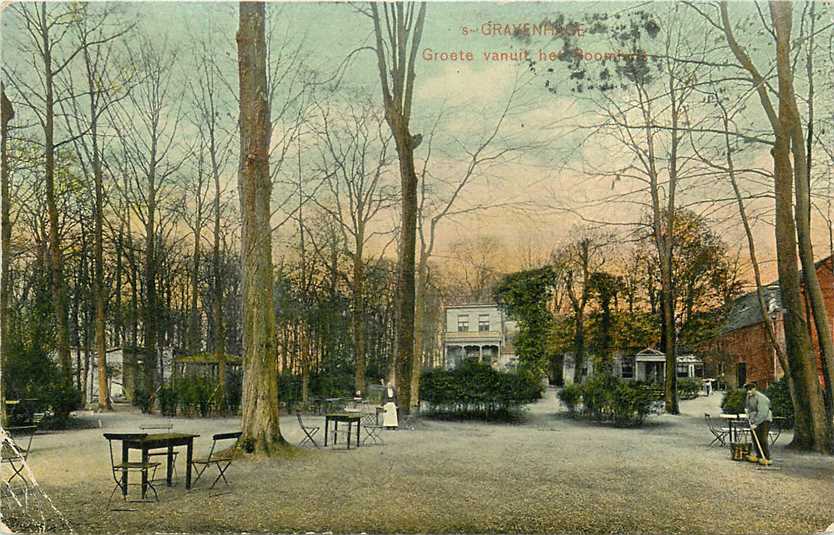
[765,378,793,428]
[158,386,178,417]
[558,383,581,415]
[721,388,746,414]
[420,360,543,419]
[677,378,701,400]
[561,376,656,426]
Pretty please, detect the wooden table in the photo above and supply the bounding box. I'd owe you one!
[122,433,199,497]
[324,413,361,449]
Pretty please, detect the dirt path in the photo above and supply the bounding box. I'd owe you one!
[7,391,833,534]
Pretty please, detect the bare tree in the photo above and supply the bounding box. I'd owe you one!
[5,2,106,385]
[310,94,395,396]
[108,33,187,398]
[369,2,427,412]
[689,0,831,452]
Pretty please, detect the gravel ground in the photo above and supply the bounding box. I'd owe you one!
[8,388,834,535]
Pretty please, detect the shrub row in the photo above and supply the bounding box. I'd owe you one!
[420,360,543,419]
[558,375,658,426]
[148,374,242,417]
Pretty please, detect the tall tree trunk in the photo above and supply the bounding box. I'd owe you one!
[770,1,831,451]
[237,1,284,453]
[144,210,157,397]
[410,258,428,409]
[1,84,14,422]
[352,249,366,396]
[778,1,834,423]
[719,0,829,452]
[371,3,427,414]
[190,225,201,354]
[40,5,72,386]
[721,105,795,419]
[212,134,226,414]
[90,92,111,410]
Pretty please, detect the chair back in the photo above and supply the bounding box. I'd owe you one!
[140,423,174,432]
[207,431,242,461]
[103,433,148,470]
[2,426,37,461]
[296,412,306,429]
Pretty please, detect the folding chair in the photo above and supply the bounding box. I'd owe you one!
[191,431,241,490]
[704,413,730,447]
[296,412,320,448]
[360,413,384,445]
[103,433,161,506]
[769,417,784,446]
[140,423,179,480]
[1,426,37,486]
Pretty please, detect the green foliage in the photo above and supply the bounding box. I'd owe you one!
[45,382,82,424]
[557,383,581,415]
[721,388,746,414]
[158,386,178,417]
[176,377,215,417]
[564,376,656,426]
[420,360,543,419]
[765,378,793,428]
[495,266,558,376]
[677,378,701,400]
[133,387,153,414]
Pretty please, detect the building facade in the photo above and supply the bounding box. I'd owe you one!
[699,257,833,389]
[443,304,516,370]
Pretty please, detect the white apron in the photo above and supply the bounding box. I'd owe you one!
[383,387,398,428]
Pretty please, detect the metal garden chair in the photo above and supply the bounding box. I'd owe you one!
[296,412,320,448]
[704,413,730,447]
[360,412,384,445]
[103,433,161,506]
[191,431,242,490]
[1,425,37,486]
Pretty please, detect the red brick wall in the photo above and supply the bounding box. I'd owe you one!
[702,321,778,389]
[705,259,834,389]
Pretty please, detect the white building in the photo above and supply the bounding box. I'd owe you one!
[562,348,703,384]
[443,304,516,370]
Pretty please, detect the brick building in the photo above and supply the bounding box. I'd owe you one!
[700,257,833,389]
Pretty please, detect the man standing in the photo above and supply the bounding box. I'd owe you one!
[744,382,773,465]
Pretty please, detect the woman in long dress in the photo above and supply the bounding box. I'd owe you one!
[382,381,398,429]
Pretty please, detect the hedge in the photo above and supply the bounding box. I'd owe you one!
[559,376,660,426]
[420,360,543,419]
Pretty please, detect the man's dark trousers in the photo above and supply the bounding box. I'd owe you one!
[753,421,770,460]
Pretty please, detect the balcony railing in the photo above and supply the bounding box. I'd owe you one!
[445,330,502,342]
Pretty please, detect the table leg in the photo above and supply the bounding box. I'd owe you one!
[186,440,193,490]
[121,443,129,497]
[166,445,174,486]
[141,447,149,499]
[347,422,352,450]
[325,418,330,447]
[356,420,360,448]
[334,421,339,445]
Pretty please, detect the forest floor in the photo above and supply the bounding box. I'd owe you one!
[10,387,834,535]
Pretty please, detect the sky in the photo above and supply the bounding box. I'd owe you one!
[2,1,832,286]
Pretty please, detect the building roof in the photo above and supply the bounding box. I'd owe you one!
[721,283,782,334]
[718,255,834,336]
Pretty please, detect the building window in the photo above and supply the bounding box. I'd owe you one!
[478,314,490,332]
[457,315,469,332]
[621,358,634,379]
[676,364,689,378]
